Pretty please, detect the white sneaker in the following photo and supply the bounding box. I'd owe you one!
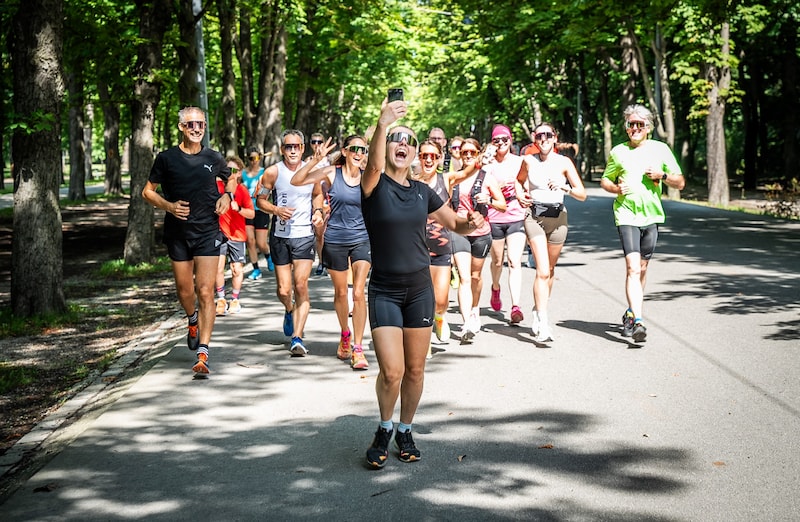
[530,310,540,337]
[535,322,553,343]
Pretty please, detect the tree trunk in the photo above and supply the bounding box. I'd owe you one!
[706,22,731,207]
[10,0,66,316]
[84,104,94,181]
[97,79,123,195]
[218,0,238,157]
[177,0,200,108]
[67,68,87,201]
[236,2,256,150]
[779,24,799,185]
[124,0,172,265]
[620,34,639,109]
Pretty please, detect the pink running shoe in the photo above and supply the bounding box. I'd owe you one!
[510,305,524,324]
[490,287,502,311]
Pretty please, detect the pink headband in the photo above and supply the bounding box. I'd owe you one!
[491,125,512,140]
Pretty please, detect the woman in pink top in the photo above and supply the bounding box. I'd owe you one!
[449,138,507,341]
[483,124,529,326]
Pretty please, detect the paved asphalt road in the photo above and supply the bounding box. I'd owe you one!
[1,187,798,521]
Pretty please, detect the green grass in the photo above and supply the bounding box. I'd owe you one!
[0,363,39,393]
[98,257,172,278]
[0,304,85,338]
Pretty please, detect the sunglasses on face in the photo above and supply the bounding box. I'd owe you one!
[346,145,367,154]
[491,136,510,145]
[450,145,461,151]
[249,155,260,161]
[625,120,647,130]
[534,131,555,141]
[311,139,324,145]
[461,149,478,157]
[282,143,302,151]
[183,121,206,130]
[386,132,418,148]
[420,152,440,161]
[229,167,240,173]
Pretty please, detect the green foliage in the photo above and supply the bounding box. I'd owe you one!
[0,363,39,394]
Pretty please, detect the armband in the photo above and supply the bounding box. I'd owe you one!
[258,186,271,197]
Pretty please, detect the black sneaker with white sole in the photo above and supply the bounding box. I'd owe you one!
[395,430,421,463]
[366,426,393,469]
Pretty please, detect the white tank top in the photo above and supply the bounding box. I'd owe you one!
[272,160,313,239]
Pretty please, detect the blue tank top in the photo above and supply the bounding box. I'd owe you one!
[325,167,369,244]
[241,167,264,208]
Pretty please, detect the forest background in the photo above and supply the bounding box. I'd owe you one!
[2,0,799,318]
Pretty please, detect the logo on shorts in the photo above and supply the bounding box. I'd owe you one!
[422,317,431,324]
[204,164,213,172]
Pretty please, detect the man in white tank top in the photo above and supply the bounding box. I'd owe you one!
[256,130,325,357]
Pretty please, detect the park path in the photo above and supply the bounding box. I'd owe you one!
[1,187,798,521]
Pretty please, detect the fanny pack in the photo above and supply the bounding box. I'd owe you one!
[533,202,564,218]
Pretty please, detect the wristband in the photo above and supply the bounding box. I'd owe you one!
[661,173,668,180]
[226,192,234,201]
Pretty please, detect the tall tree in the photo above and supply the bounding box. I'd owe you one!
[124,0,173,265]
[705,21,731,207]
[10,0,66,316]
[217,0,238,157]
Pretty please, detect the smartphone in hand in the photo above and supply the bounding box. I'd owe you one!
[388,88,404,102]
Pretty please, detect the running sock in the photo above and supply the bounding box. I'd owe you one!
[634,317,643,323]
[380,420,394,431]
[188,310,199,325]
[216,286,225,299]
[232,290,240,300]
[197,344,209,357]
[253,261,260,270]
[397,422,412,433]
[538,311,548,323]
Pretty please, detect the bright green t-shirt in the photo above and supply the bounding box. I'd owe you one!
[602,139,682,227]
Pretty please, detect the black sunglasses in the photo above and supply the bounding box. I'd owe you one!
[386,132,418,148]
[534,132,555,140]
[346,145,367,154]
[311,139,324,145]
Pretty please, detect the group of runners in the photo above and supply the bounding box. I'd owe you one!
[143,99,684,469]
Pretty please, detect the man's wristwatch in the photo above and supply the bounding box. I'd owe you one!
[226,191,234,200]
[661,173,668,180]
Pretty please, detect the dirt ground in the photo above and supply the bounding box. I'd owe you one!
[0,199,177,455]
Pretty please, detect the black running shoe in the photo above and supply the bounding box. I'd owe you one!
[621,310,635,338]
[366,426,393,469]
[632,322,647,342]
[395,430,421,463]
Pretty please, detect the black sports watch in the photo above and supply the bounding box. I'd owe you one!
[661,173,668,180]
